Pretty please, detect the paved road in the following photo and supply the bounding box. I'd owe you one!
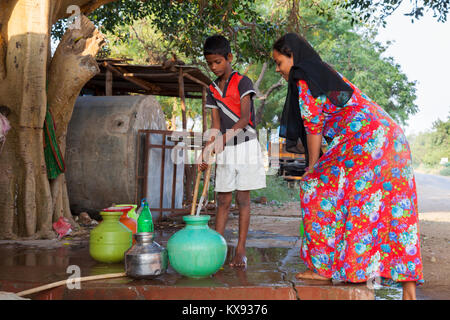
[415,172,450,213]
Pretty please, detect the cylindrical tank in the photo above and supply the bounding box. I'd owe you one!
[66,95,167,217]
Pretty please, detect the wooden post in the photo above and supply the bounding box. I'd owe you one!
[105,69,112,96]
[178,68,187,130]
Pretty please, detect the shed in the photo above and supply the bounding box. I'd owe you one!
[82,58,212,131]
[66,59,213,220]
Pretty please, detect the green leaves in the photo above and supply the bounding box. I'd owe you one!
[341,0,449,24]
[409,113,450,167]
[50,0,421,131]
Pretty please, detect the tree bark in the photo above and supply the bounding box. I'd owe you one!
[47,14,104,225]
[0,1,106,239]
[0,0,53,239]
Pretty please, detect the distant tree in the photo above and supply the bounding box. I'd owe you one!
[342,0,449,24]
[253,1,419,127]
[409,112,450,167]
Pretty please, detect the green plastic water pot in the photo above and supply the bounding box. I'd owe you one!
[89,210,132,263]
[115,204,138,220]
[167,215,227,278]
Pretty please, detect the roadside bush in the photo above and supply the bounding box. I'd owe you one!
[440,162,450,176]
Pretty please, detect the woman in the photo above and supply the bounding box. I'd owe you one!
[272,33,423,300]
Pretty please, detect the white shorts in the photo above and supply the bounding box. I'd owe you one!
[214,138,266,192]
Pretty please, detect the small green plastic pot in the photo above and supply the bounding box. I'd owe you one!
[167,215,227,278]
[89,211,132,263]
[115,204,138,220]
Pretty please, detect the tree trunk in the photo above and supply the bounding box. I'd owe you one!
[47,14,104,225]
[0,0,53,239]
[0,1,107,239]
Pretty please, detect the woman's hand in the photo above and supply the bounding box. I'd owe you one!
[301,167,309,179]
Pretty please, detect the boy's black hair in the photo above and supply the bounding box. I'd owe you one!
[203,35,231,59]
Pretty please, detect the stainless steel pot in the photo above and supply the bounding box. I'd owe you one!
[124,232,168,279]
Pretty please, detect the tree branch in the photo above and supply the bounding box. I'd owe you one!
[255,77,284,125]
[261,77,284,100]
[254,62,267,96]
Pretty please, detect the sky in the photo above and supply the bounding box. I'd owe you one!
[375,4,450,136]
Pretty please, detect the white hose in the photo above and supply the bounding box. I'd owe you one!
[15,272,127,297]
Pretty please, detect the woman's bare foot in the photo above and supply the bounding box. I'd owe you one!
[295,269,331,281]
[402,281,416,300]
[229,252,247,268]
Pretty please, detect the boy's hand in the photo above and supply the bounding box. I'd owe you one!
[198,162,208,172]
[197,142,215,172]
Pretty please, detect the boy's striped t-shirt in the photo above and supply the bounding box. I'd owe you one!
[206,71,257,145]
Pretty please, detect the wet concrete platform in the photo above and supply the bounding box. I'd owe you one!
[0,229,374,300]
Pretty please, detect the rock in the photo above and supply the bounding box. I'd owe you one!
[269,200,280,206]
[431,256,437,263]
[79,212,92,225]
[253,196,268,204]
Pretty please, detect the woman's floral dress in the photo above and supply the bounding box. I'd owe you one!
[298,77,424,286]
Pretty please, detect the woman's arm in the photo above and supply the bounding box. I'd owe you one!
[307,133,322,168]
[297,80,326,173]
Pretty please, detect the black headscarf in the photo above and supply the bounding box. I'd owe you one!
[275,33,353,165]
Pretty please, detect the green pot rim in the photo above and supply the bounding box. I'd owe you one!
[100,211,123,217]
[182,215,210,224]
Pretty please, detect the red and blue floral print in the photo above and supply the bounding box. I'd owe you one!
[298,77,424,286]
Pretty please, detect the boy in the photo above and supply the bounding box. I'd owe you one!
[199,35,266,268]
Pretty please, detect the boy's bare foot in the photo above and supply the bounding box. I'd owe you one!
[295,269,331,281]
[230,253,247,268]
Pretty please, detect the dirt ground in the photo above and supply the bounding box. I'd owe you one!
[225,201,450,300]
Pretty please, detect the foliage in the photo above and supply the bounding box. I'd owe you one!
[101,16,203,128]
[53,0,284,64]
[342,0,449,25]
[252,1,419,127]
[299,3,419,125]
[408,113,450,168]
[53,0,420,129]
[102,16,171,64]
[440,162,450,176]
[250,174,300,203]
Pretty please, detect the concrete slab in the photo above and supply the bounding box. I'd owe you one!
[0,229,374,300]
